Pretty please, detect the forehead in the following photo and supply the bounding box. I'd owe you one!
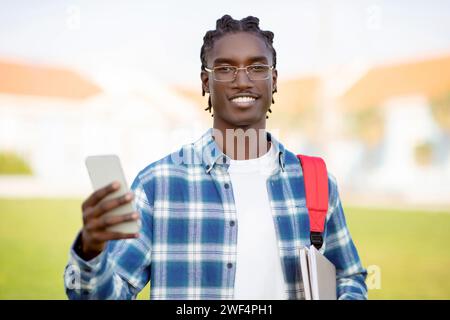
[207,32,272,65]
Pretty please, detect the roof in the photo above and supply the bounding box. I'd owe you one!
[340,55,450,110]
[0,60,102,99]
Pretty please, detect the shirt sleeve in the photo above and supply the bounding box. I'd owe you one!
[63,174,153,300]
[322,174,368,300]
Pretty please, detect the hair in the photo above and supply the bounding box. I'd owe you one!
[200,15,277,118]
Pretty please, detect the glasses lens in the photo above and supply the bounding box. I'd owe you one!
[212,65,271,81]
[214,66,236,81]
[247,65,270,80]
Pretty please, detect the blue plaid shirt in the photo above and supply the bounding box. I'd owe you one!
[64,128,367,300]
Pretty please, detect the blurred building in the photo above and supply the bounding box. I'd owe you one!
[0,60,207,196]
[337,55,450,206]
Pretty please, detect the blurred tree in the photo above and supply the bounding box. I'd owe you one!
[431,92,450,134]
[345,107,384,148]
[0,151,32,175]
[271,104,317,138]
[414,141,434,166]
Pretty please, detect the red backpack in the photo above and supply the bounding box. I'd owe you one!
[296,155,329,249]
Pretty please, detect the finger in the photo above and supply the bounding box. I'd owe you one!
[91,192,134,218]
[100,212,140,229]
[85,211,139,232]
[82,181,120,210]
[93,231,139,242]
[82,206,95,224]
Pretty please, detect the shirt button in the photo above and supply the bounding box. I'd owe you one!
[227,263,233,269]
[229,220,235,227]
[224,183,230,189]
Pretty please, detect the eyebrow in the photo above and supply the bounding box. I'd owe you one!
[213,56,269,65]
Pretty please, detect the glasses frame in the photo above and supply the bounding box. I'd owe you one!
[204,64,274,82]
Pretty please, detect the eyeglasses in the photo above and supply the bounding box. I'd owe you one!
[204,64,274,82]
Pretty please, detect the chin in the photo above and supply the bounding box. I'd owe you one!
[228,114,266,127]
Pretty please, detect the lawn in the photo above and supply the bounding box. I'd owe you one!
[0,198,449,299]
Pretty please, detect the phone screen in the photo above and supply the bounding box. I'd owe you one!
[85,155,140,234]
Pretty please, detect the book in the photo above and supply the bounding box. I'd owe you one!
[299,245,337,300]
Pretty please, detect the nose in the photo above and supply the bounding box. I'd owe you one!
[233,68,253,89]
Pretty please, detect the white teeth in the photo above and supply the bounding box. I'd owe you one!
[231,96,256,103]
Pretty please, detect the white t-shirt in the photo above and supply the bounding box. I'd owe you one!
[228,144,288,300]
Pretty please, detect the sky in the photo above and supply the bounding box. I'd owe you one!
[1,0,450,86]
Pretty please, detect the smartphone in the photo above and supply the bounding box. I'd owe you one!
[85,155,141,234]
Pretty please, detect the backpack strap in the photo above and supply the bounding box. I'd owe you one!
[296,154,329,249]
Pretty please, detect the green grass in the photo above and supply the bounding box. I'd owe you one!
[346,207,450,299]
[0,198,449,299]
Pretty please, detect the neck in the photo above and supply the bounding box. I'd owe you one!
[212,122,271,160]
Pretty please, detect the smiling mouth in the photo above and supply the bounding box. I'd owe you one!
[230,96,257,107]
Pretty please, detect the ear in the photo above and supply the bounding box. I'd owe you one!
[272,68,278,92]
[201,70,210,94]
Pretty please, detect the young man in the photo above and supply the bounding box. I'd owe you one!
[64,15,367,300]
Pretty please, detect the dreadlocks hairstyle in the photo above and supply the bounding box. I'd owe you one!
[200,15,277,119]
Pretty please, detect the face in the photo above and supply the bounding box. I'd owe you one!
[201,32,278,130]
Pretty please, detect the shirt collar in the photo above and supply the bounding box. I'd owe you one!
[193,128,286,174]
